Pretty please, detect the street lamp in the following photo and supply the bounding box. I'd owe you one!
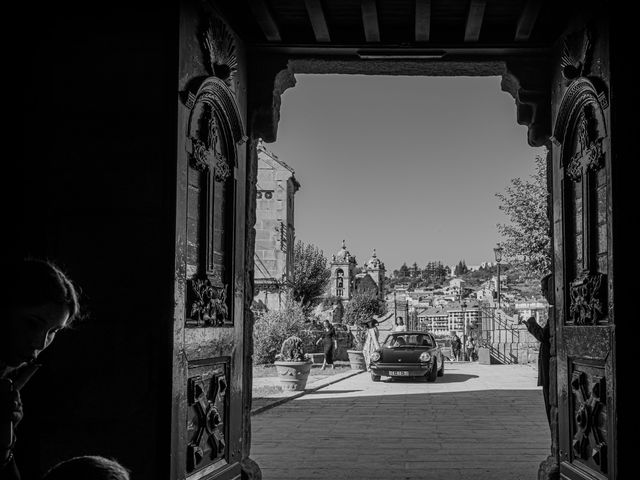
[494,246,504,311]
[394,290,397,321]
[461,301,467,361]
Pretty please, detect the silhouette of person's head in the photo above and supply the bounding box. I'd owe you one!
[42,456,130,480]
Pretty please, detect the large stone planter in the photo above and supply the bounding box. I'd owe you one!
[274,360,313,391]
[347,349,366,371]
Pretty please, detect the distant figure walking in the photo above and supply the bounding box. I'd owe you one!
[362,319,380,371]
[316,320,337,370]
[466,336,476,361]
[394,316,406,332]
[450,332,462,361]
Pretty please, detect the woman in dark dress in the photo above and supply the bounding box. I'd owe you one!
[316,320,337,370]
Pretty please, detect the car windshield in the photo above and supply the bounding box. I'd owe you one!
[383,334,434,348]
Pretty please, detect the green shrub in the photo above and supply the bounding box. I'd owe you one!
[253,300,312,364]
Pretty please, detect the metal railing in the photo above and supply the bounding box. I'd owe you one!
[478,306,522,364]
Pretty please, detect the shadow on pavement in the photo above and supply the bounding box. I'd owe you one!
[252,389,550,480]
[305,389,363,395]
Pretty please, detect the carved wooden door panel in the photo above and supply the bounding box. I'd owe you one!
[552,72,615,479]
[173,14,247,480]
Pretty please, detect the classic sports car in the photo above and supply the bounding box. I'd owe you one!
[369,331,445,382]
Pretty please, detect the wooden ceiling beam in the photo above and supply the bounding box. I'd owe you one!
[304,0,331,43]
[361,0,381,43]
[415,0,431,42]
[515,0,542,41]
[464,0,486,42]
[251,42,551,57]
[249,0,282,42]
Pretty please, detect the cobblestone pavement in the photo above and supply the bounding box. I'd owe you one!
[251,362,550,480]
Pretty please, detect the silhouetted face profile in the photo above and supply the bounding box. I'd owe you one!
[0,259,79,368]
[2,303,70,367]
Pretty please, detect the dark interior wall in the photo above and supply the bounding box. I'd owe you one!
[12,3,178,479]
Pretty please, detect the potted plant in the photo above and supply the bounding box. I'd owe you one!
[274,335,313,391]
[346,324,367,371]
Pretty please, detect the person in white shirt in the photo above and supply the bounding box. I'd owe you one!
[394,316,407,332]
[363,319,380,371]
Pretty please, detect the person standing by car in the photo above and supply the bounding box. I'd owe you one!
[394,316,406,332]
[362,319,380,371]
[316,320,337,370]
[450,331,462,361]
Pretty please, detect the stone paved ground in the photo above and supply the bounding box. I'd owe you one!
[251,362,550,480]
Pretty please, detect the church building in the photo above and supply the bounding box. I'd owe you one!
[252,140,300,311]
[330,242,386,301]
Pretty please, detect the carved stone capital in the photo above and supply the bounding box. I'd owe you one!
[188,276,229,327]
[569,271,606,325]
[201,16,239,94]
[189,138,214,171]
[501,59,552,147]
[214,155,232,182]
[248,55,296,143]
[566,103,605,181]
[560,25,595,81]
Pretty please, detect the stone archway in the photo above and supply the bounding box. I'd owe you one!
[245,56,559,479]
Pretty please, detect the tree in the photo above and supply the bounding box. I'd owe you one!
[454,260,468,276]
[343,292,386,327]
[398,263,409,278]
[496,151,552,277]
[291,240,331,308]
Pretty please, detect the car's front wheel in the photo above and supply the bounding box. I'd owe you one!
[437,360,444,377]
[427,360,438,382]
[371,373,381,382]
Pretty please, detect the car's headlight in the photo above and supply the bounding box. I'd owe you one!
[419,352,432,362]
[371,351,381,362]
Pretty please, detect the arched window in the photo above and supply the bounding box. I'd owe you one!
[336,269,344,296]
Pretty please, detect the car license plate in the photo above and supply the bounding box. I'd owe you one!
[389,371,409,376]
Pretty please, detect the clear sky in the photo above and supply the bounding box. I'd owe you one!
[270,74,544,272]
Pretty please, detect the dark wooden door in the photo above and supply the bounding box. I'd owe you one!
[172,13,247,476]
[552,50,615,479]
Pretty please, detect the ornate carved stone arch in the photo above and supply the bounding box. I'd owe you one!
[552,75,613,479]
[552,77,609,326]
[185,76,247,328]
[552,77,608,155]
[187,76,246,151]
